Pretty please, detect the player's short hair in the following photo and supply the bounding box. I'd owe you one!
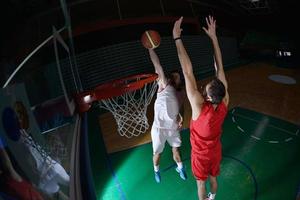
[207,78,226,104]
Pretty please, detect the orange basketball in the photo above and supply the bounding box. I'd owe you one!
[141,30,161,49]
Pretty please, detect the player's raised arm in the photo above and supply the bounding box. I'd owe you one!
[149,49,168,87]
[203,15,229,105]
[173,17,204,119]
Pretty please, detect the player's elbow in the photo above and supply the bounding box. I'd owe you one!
[180,63,192,74]
[182,72,194,83]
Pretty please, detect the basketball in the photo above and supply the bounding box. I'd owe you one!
[141,30,161,49]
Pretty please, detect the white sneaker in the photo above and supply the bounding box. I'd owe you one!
[207,192,216,200]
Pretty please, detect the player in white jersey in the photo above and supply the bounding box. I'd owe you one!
[149,48,187,183]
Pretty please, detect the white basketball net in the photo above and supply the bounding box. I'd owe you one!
[98,80,157,138]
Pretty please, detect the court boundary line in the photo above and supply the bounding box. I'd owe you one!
[223,154,258,200]
[103,147,127,200]
[231,108,299,143]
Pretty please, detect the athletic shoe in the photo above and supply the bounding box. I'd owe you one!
[175,167,187,180]
[207,192,216,200]
[154,171,161,183]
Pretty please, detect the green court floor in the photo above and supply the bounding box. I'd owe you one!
[88,107,300,200]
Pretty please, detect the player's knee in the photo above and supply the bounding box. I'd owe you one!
[197,179,206,187]
[209,176,217,182]
[153,149,163,155]
[172,147,180,157]
[172,147,179,153]
[153,144,164,155]
[211,180,217,188]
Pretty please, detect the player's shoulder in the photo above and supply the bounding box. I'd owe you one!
[222,98,229,108]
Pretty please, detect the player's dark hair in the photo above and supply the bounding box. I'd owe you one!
[166,70,183,91]
[207,78,226,104]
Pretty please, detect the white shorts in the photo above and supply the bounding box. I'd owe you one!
[151,127,182,155]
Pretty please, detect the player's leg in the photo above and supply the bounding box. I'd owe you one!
[167,130,187,180]
[208,152,221,199]
[196,179,207,200]
[166,129,182,164]
[172,147,187,180]
[151,127,166,183]
[207,176,217,200]
[153,153,161,172]
[192,154,210,200]
[172,147,182,165]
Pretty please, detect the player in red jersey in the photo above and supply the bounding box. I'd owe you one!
[173,16,229,200]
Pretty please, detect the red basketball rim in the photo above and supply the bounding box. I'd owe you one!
[94,73,158,100]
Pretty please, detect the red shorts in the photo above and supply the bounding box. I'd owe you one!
[191,151,222,181]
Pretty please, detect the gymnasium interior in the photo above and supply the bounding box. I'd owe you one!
[0,0,299,199]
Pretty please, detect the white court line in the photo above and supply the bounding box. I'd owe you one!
[285,137,293,142]
[268,141,279,144]
[237,126,245,133]
[232,113,298,136]
[251,135,261,140]
[232,116,236,123]
[231,110,299,144]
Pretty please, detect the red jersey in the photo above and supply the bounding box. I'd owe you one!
[190,101,227,156]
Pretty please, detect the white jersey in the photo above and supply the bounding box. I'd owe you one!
[153,84,179,129]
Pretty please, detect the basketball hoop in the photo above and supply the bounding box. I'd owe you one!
[76,73,158,138]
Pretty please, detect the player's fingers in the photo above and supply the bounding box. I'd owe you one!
[177,17,183,27]
[179,16,183,22]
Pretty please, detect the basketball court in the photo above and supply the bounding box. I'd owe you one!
[0,1,299,200]
[85,62,300,200]
[87,106,299,200]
